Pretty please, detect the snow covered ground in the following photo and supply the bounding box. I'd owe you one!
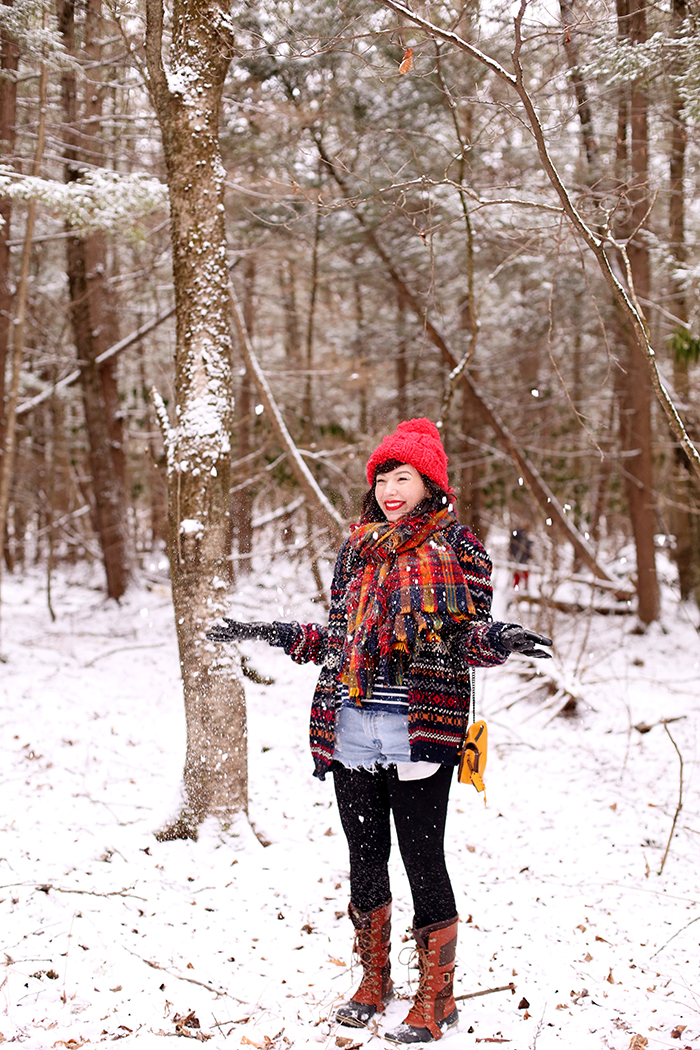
[1,547,699,1049]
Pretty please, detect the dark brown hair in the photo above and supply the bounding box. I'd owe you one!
[360,458,452,523]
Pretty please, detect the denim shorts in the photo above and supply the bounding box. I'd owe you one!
[333,704,412,769]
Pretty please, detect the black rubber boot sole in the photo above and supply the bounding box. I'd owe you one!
[384,1007,459,1043]
[336,987,394,1028]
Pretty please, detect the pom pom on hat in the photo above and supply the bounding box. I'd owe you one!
[366,417,452,493]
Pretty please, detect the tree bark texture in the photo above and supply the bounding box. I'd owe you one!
[145,0,247,836]
[0,2,19,558]
[59,0,133,600]
[666,0,699,602]
[615,0,660,624]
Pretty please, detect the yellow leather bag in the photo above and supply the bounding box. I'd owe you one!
[458,719,488,792]
[458,667,487,792]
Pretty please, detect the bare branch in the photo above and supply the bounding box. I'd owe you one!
[373,0,700,485]
[228,281,346,542]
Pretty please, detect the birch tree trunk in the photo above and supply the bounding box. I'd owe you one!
[145,0,247,838]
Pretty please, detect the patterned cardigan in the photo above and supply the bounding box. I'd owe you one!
[273,521,509,780]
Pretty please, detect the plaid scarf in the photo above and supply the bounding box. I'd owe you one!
[339,508,476,701]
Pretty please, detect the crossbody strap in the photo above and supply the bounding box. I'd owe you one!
[468,665,477,725]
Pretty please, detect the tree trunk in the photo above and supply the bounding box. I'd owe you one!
[0,2,19,568]
[145,0,246,837]
[396,289,408,423]
[615,0,660,624]
[59,0,133,599]
[230,254,255,578]
[667,0,699,603]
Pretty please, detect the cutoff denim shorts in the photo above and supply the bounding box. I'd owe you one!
[333,704,412,769]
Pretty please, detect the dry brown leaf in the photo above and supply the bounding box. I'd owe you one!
[627,1036,648,1049]
[671,1026,687,1039]
[329,957,346,966]
[241,1039,265,1049]
[398,48,414,75]
[606,969,615,983]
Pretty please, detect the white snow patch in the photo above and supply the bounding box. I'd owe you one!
[0,554,698,1048]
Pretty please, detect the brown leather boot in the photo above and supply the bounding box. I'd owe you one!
[385,916,459,1043]
[335,899,393,1027]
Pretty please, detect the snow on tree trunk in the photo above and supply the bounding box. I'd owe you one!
[145,0,246,837]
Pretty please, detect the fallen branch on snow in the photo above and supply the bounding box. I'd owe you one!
[455,981,516,1001]
[124,948,244,1001]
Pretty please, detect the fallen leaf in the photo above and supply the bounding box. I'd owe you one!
[671,1027,687,1039]
[584,952,593,962]
[241,1039,265,1049]
[329,957,346,967]
[627,1036,648,1050]
[523,1011,531,1019]
[606,969,615,984]
[398,48,413,75]
[518,998,529,1010]
[595,935,610,943]
[576,924,586,932]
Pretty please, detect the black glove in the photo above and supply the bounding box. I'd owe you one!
[205,618,277,644]
[498,624,553,659]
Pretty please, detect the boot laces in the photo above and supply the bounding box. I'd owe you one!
[407,946,432,1019]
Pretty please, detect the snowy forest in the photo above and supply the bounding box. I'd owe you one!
[1,0,699,1047]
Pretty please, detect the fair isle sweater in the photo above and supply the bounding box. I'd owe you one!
[273,521,510,780]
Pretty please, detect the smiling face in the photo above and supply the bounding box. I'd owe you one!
[374,463,428,522]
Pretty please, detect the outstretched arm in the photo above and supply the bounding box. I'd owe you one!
[446,523,553,665]
[206,618,329,665]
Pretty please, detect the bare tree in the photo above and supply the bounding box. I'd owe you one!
[373,0,700,495]
[614,0,660,624]
[145,0,246,837]
[0,0,19,560]
[58,0,134,600]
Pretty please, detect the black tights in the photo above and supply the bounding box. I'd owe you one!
[332,763,457,929]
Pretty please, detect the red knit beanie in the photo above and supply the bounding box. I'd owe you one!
[366,417,452,493]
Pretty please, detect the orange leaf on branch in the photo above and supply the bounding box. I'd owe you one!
[398,48,413,74]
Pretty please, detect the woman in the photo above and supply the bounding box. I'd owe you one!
[207,418,551,1043]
